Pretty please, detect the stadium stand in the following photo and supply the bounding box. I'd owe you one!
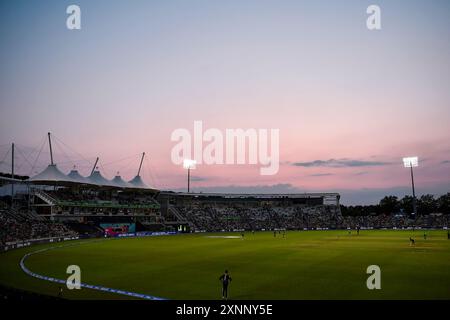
[167,193,449,232]
[1,185,449,248]
[0,209,77,246]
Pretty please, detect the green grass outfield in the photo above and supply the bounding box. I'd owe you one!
[1,230,450,300]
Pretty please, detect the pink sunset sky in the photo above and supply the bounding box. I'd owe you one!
[0,1,449,204]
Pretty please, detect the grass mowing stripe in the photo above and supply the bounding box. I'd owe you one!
[19,239,167,300]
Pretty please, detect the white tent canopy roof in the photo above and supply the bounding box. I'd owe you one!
[29,164,75,184]
[128,175,149,189]
[110,175,133,188]
[67,169,89,184]
[87,170,113,186]
[28,165,153,190]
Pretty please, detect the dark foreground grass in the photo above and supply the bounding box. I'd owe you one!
[0,230,449,300]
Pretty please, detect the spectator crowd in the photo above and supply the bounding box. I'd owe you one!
[176,202,450,232]
[0,209,77,246]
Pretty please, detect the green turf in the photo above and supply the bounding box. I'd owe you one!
[1,230,450,300]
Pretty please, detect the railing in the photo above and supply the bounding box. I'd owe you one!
[168,205,188,223]
[56,201,160,209]
[33,189,58,206]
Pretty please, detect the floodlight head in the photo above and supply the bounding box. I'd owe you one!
[183,159,197,170]
[403,156,418,168]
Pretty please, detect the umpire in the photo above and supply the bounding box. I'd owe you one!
[219,270,232,299]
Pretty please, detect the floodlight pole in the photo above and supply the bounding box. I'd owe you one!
[187,167,191,193]
[11,143,14,204]
[410,162,417,215]
[183,160,196,193]
[48,132,54,165]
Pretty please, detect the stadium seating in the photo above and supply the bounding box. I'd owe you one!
[173,201,449,232]
[0,209,77,246]
[1,188,449,246]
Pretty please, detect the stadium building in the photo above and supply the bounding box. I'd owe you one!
[1,133,448,249]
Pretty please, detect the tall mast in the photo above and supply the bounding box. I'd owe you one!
[90,157,99,175]
[137,152,145,176]
[11,143,14,200]
[410,162,417,215]
[48,132,54,165]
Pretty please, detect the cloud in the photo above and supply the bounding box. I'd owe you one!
[309,173,334,177]
[190,176,208,182]
[292,158,391,168]
[441,160,450,164]
[354,171,369,176]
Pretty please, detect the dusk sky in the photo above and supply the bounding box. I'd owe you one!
[1,0,449,204]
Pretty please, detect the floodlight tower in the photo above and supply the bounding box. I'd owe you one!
[402,156,418,215]
[183,159,197,193]
[11,143,14,204]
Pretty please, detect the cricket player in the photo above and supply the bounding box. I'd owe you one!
[219,270,232,299]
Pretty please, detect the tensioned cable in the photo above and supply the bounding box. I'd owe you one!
[98,162,111,178]
[147,158,158,188]
[115,156,138,178]
[14,135,47,173]
[29,136,47,176]
[144,157,161,189]
[144,159,160,188]
[0,144,12,165]
[0,161,12,172]
[52,138,76,170]
[52,134,95,167]
[0,146,11,169]
[14,145,35,174]
[102,153,141,167]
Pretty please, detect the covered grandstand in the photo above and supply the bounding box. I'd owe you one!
[0,134,163,235]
